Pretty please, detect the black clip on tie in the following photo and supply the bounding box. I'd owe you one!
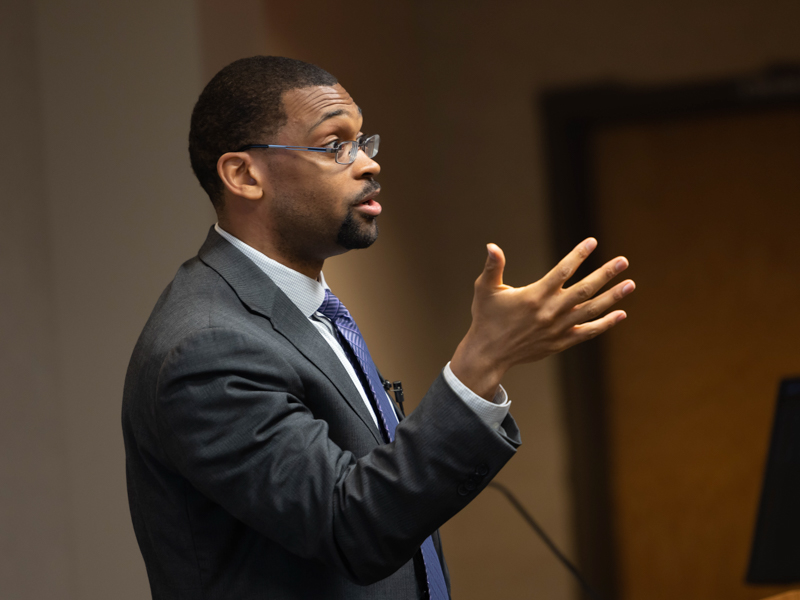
[383,379,406,416]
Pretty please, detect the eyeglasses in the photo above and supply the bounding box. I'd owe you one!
[237,134,380,165]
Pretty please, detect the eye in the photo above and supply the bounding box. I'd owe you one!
[323,138,341,149]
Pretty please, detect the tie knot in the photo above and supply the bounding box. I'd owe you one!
[318,289,346,322]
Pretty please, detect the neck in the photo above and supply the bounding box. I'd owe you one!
[217,217,324,280]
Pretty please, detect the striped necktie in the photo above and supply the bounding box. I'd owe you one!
[318,290,450,600]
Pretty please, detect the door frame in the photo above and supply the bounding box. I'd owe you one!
[539,64,800,599]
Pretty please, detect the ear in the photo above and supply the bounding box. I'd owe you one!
[216,152,266,200]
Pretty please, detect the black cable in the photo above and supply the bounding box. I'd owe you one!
[488,481,604,600]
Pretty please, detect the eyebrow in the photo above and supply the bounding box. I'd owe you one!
[308,106,363,133]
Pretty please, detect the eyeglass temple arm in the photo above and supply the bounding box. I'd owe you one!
[238,144,335,154]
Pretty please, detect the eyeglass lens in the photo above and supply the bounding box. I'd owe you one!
[363,135,379,158]
[335,135,380,164]
[335,142,357,164]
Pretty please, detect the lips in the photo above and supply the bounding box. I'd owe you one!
[354,187,382,216]
[355,197,382,217]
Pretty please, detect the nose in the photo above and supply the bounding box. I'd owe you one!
[352,148,380,179]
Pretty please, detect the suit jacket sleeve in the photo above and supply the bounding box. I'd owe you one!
[154,325,520,585]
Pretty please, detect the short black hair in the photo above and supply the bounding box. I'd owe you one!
[188,56,338,209]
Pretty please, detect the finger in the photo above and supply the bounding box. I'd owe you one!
[568,279,635,326]
[567,309,628,345]
[476,243,506,289]
[563,255,630,306]
[541,238,597,290]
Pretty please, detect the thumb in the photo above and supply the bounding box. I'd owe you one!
[478,243,506,288]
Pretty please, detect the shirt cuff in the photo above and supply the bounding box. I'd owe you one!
[442,361,510,432]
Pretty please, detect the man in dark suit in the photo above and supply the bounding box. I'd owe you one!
[122,56,634,599]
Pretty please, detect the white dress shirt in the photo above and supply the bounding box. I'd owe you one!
[214,224,510,432]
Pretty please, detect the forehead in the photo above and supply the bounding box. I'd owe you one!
[281,84,361,132]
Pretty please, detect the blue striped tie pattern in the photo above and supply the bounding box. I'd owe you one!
[318,290,450,600]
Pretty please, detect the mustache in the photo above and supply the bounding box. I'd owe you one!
[353,182,381,204]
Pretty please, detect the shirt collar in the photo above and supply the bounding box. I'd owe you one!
[214,223,327,317]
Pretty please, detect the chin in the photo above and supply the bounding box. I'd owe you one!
[336,215,379,250]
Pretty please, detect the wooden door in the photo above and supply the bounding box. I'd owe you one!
[591,107,800,600]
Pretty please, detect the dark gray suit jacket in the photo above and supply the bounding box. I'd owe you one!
[122,228,521,599]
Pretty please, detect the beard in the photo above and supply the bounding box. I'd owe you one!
[336,208,379,250]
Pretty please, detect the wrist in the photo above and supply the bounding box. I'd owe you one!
[450,333,507,401]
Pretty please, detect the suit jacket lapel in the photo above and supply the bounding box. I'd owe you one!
[198,227,383,445]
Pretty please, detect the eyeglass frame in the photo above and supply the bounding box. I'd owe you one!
[236,134,380,165]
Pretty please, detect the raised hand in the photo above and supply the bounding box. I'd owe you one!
[450,238,635,400]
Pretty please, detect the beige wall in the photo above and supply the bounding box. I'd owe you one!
[2,1,800,598]
[34,0,213,596]
[0,1,71,597]
[0,1,212,597]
